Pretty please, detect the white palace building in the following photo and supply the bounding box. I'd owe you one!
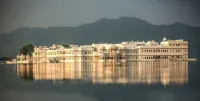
[26,37,190,63]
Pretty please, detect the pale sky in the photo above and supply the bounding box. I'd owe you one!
[0,0,200,33]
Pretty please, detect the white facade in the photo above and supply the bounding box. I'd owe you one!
[32,38,189,63]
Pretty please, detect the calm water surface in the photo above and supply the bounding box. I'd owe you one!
[0,61,200,101]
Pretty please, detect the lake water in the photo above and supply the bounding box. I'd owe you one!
[0,61,200,101]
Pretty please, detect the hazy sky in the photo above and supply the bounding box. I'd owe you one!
[0,0,200,33]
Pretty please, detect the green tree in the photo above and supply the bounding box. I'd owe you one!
[20,44,34,56]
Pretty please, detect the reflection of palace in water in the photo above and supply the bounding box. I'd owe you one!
[16,60,188,85]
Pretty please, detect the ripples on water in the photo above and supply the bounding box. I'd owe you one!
[16,61,188,85]
[0,61,200,101]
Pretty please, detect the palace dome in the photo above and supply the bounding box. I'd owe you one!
[162,37,167,41]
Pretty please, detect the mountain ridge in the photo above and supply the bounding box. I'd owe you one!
[2,16,199,35]
[0,16,199,59]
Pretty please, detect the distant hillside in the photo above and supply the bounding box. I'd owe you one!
[0,57,14,61]
[0,17,200,59]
